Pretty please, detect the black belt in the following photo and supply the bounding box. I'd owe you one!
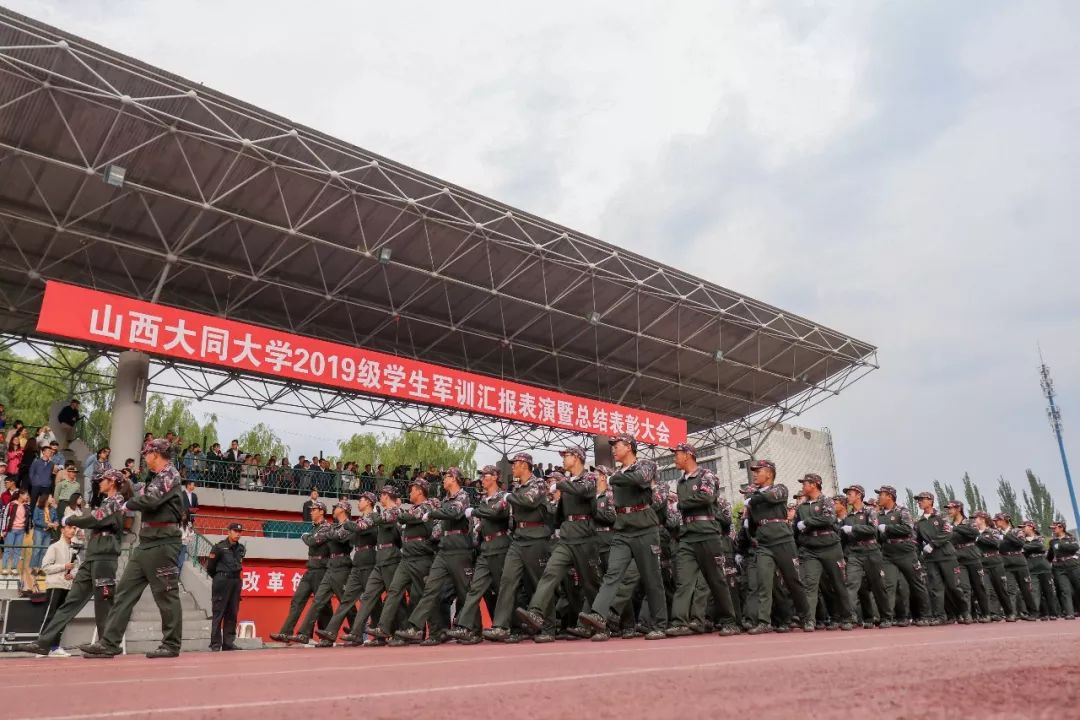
[443,529,467,536]
[141,521,176,528]
[516,521,547,528]
[683,514,714,524]
[1002,551,1023,557]
[885,538,914,545]
[595,526,612,533]
[329,553,347,559]
[758,518,787,525]
[566,514,593,522]
[353,544,375,551]
[376,543,398,550]
[803,529,835,537]
[982,551,999,557]
[215,572,241,579]
[854,539,878,547]
[955,542,975,549]
[403,535,430,543]
[484,530,509,542]
[616,504,648,515]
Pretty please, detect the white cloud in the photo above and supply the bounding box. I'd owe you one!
[7,0,1079,512]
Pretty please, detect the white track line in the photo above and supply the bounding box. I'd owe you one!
[14,631,1061,720]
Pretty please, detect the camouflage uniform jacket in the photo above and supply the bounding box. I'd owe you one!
[396,499,438,556]
[877,504,918,555]
[609,459,660,535]
[429,489,473,554]
[673,466,725,542]
[915,509,956,561]
[343,512,379,569]
[745,482,794,547]
[129,462,183,547]
[507,477,552,543]
[473,490,511,555]
[1022,534,1051,574]
[795,494,841,550]
[1048,534,1080,567]
[64,494,124,560]
[301,519,333,569]
[554,472,597,544]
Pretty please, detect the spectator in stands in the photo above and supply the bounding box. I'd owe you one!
[40,523,78,655]
[1,489,29,576]
[83,446,111,495]
[182,480,198,523]
[375,463,387,490]
[177,513,195,570]
[302,488,320,522]
[35,424,57,447]
[57,398,81,446]
[62,492,85,545]
[54,462,80,517]
[30,493,53,573]
[0,459,7,488]
[183,444,205,483]
[240,456,261,490]
[5,419,24,445]
[0,403,5,430]
[165,431,180,463]
[273,456,289,492]
[6,435,23,477]
[226,439,243,464]
[29,444,55,509]
[206,443,224,484]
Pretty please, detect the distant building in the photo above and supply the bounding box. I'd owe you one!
[656,423,840,505]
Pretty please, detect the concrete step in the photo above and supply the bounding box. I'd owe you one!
[131,609,209,622]
[121,622,212,642]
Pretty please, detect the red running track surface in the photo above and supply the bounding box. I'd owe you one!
[4,621,1078,719]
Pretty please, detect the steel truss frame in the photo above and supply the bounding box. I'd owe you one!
[0,9,877,435]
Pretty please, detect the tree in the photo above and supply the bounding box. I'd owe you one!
[904,488,919,517]
[1021,469,1058,536]
[962,472,988,513]
[932,480,957,510]
[997,476,1021,521]
[337,427,478,477]
[236,422,289,459]
[143,395,218,449]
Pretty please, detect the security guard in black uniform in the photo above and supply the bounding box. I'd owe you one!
[208,522,246,651]
[270,501,332,642]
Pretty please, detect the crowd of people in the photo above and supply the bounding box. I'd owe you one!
[265,434,1080,650]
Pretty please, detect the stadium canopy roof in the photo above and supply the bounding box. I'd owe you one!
[0,9,877,452]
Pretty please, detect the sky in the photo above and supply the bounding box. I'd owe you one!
[9,0,1080,515]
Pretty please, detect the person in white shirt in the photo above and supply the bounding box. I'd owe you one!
[41,524,79,656]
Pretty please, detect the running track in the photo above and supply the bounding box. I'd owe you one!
[4,621,1078,719]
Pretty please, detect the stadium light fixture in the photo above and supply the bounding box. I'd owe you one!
[714,350,724,363]
[588,311,601,325]
[378,247,392,264]
[102,164,126,188]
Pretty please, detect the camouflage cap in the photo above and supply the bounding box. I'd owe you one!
[800,473,822,486]
[672,442,697,458]
[334,499,352,515]
[865,497,878,506]
[379,485,400,499]
[479,464,500,477]
[832,495,847,504]
[546,471,567,484]
[141,438,171,457]
[443,467,463,481]
[583,471,600,485]
[559,445,586,462]
[95,468,126,486]
[748,459,776,471]
[993,512,1012,523]
[309,501,328,514]
[875,486,897,498]
[946,499,964,510]
[511,452,534,466]
[1021,519,1036,528]
[608,432,637,449]
[913,491,933,501]
[842,484,865,496]
[407,477,430,495]
[1051,519,1067,529]
[972,510,991,521]
[358,491,377,506]
[594,464,613,477]
[793,490,805,500]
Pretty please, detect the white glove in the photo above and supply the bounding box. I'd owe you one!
[796,521,806,532]
[735,554,743,568]
[742,519,749,529]
[422,513,430,522]
[464,507,473,519]
[923,543,933,555]
[842,525,853,535]
[877,523,886,533]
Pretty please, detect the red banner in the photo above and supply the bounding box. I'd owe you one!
[236,563,307,598]
[36,281,686,445]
